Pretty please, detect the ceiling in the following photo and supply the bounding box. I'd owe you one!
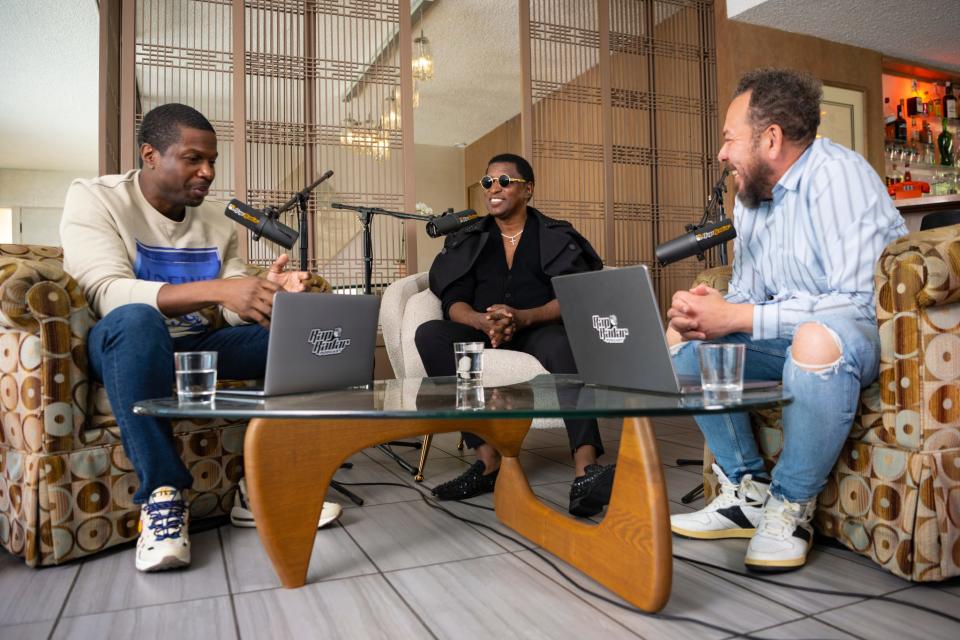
[1,0,958,173]
[0,0,100,171]
[727,0,960,73]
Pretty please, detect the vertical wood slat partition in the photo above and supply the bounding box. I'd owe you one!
[524,0,718,310]
[126,0,409,290]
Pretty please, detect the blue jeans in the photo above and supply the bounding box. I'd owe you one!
[671,316,880,502]
[87,304,269,503]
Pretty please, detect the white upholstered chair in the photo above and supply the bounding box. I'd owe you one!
[380,272,563,480]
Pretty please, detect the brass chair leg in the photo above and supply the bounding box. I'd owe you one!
[457,437,465,452]
[415,433,433,482]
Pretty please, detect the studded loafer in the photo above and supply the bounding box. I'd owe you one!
[431,460,499,500]
[569,463,616,517]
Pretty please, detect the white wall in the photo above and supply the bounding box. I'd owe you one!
[0,168,97,246]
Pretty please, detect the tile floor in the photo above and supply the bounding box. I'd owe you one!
[2,417,959,639]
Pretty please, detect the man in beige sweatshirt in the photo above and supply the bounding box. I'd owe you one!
[61,103,339,573]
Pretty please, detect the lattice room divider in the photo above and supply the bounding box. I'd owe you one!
[116,0,719,296]
[123,0,414,290]
[523,0,719,309]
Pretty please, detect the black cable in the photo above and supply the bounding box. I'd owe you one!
[334,480,960,637]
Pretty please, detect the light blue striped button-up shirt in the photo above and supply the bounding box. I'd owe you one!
[725,138,907,340]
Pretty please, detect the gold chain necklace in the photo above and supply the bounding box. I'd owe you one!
[501,230,523,246]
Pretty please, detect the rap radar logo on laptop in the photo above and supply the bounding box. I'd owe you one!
[554,266,778,395]
[308,327,351,356]
[217,292,380,398]
[592,315,630,344]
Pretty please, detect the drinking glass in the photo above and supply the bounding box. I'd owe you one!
[698,343,745,404]
[174,351,218,403]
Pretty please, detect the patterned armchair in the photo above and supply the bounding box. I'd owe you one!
[697,224,960,581]
[0,244,330,567]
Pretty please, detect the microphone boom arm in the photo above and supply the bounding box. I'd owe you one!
[329,202,436,295]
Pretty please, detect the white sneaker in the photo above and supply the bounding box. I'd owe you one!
[745,494,816,572]
[231,478,343,529]
[136,486,190,572]
[670,464,768,539]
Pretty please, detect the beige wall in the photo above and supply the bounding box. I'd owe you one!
[0,168,93,209]
[413,144,466,273]
[715,0,885,174]
[0,168,96,246]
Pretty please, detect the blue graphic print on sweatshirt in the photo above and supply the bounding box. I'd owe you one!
[134,240,222,332]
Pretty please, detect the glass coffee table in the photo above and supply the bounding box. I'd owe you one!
[135,374,789,612]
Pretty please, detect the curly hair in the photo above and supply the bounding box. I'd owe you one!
[734,68,822,146]
[138,103,215,153]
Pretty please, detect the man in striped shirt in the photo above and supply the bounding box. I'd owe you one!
[668,68,906,571]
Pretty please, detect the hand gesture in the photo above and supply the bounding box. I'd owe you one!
[484,304,526,347]
[220,277,282,328]
[265,254,310,293]
[666,284,726,341]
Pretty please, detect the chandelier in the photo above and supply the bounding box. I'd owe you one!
[340,112,390,160]
[412,4,433,81]
[378,80,423,132]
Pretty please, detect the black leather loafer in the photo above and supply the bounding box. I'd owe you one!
[431,460,499,500]
[569,464,616,517]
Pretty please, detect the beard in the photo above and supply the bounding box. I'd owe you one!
[735,154,776,210]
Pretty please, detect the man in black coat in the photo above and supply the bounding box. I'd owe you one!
[415,153,614,517]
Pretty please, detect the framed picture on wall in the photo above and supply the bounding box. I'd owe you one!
[819,85,866,153]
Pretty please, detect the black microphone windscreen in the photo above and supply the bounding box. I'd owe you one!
[425,209,479,238]
[225,199,299,249]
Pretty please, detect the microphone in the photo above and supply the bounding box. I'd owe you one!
[654,217,736,266]
[655,168,734,266]
[425,209,480,238]
[224,199,299,249]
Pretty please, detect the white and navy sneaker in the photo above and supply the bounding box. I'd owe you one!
[670,464,768,539]
[745,494,816,572]
[231,478,343,530]
[136,486,190,572]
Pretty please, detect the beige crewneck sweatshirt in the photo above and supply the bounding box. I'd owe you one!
[61,170,250,337]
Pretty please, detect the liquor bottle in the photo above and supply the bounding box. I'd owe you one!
[938,118,954,166]
[895,105,908,141]
[945,81,958,120]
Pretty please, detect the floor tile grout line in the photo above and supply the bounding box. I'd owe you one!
[46,560,84,640]
[680,561,814,619]
[690,558,924,623]
[377,572,441,640]
[509,549,646,639]
[512,546,813,639]
[57,593,237,624]
[217,527,243,640]
[339,514,440,640]
[372,549,515,578]
[736,611,868,640]
[804,583,944,618]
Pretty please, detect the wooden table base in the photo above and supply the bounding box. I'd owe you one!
[243,415,672,612]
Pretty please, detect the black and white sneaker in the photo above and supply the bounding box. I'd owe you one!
[670,464,768,539]
[744,493,816,572]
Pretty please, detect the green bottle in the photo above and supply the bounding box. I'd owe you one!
[938,118,954,166]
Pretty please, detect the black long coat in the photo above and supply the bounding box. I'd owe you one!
[428,207,603,302]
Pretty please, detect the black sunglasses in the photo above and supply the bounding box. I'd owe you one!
[480,174,528,190]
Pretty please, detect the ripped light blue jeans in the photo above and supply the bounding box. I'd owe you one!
[671,316,880,503]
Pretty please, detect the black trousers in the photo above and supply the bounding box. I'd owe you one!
[414,319,604,457]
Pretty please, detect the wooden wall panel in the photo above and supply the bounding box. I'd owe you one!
[714,0,884,174]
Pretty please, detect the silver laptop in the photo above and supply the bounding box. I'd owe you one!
[553,265,777,394]
[217,291,380,398]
